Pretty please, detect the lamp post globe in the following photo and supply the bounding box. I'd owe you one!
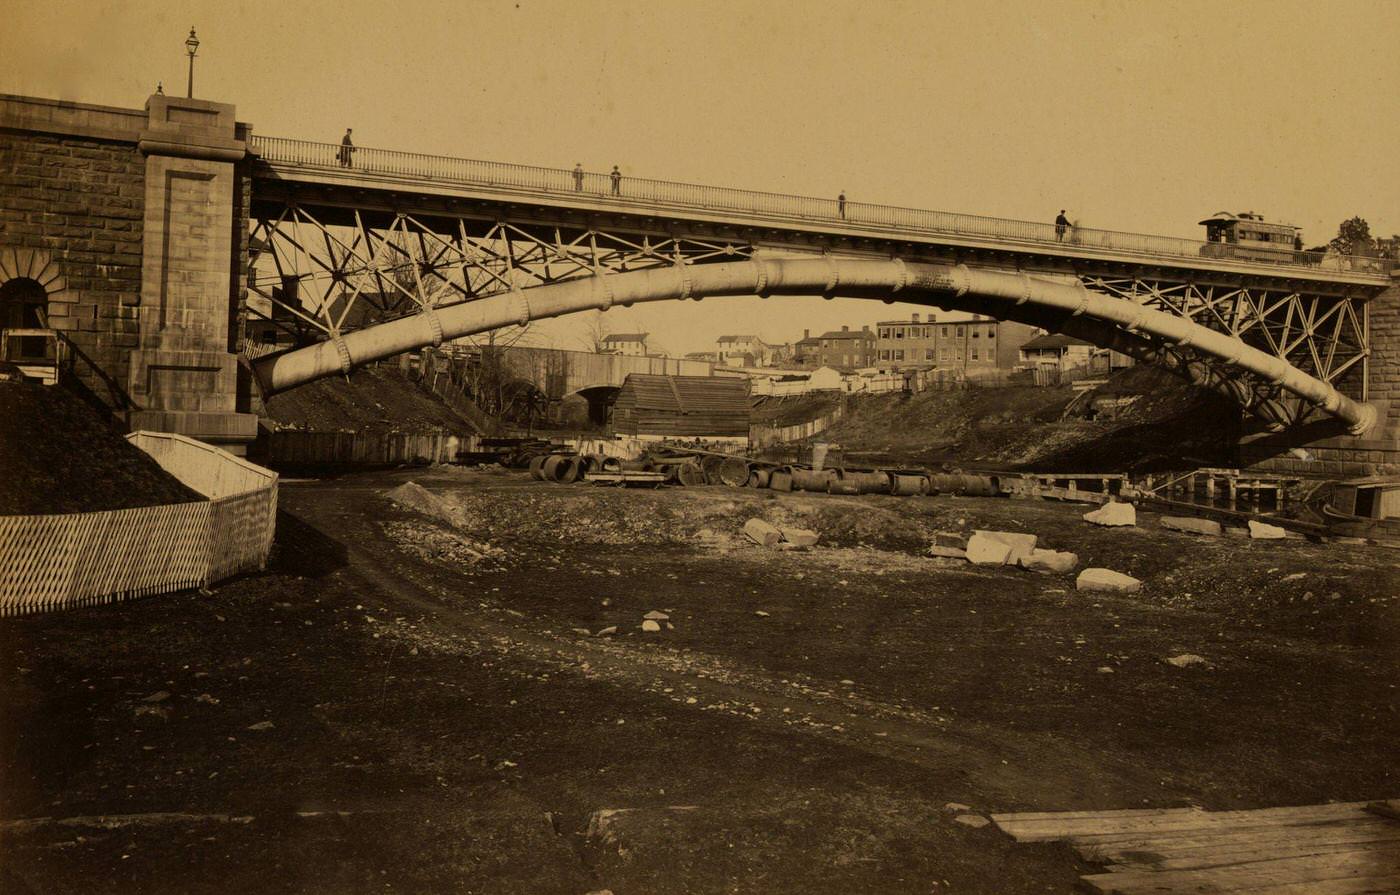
[185,28,200,98]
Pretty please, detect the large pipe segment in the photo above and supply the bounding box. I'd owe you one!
[251,258,1377,435]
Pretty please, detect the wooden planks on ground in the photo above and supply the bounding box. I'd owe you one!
[992,800,1400,894]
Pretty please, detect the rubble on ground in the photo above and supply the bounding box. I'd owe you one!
[971,530,1038,565]
[1164,653,1209,668]
[743,518,783,546]
[1083,502,1136,527]
[965,534,1014,565]
[1161,516,1223,536]
[1248,520,1288,540]
[1020,548,1079,574]
[1076,568,1142,593]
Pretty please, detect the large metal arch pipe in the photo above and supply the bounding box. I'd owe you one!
[251,258,1377,435]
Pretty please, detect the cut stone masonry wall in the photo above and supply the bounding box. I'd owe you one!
[0,129,146,406]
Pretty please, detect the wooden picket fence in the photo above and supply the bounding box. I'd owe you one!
[0,432,278,617]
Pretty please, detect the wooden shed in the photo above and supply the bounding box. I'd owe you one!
[611,374,751,438]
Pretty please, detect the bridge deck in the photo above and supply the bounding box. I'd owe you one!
[249,135,1393,290]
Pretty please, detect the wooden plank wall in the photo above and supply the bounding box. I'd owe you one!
[261,429,471,467]
[750,405,846,448]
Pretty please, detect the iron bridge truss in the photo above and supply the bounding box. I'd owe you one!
[1080,275,1370,429]
[244,201,1374,430]
[246,203,754,345]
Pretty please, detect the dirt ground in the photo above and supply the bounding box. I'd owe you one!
[2,468,1397,893]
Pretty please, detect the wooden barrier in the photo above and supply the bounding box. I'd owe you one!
[0,432,278,617]
[258,428,474,468]
[750,404,846,448]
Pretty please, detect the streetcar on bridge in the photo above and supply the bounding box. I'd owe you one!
[1198,211,1302,263]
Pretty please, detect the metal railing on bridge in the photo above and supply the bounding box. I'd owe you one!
[250,135,1391,278]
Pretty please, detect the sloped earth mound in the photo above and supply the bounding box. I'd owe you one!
[0,381,201,515]
[813,366,1237,472]
[261,363,478,435]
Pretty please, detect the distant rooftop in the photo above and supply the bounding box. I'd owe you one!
[602,332,648,342]
[1021,333,1094,350]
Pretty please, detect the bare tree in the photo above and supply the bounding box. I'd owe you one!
[577,310,610,353]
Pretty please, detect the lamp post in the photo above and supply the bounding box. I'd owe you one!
[185,28,200,98]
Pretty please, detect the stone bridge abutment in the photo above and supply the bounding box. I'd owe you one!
[0,92,256,450]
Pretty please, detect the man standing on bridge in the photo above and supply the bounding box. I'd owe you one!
[573,163,584,191]
[610,165,622,196]
[338,128,356,168]
[838,191,846,218]
[1055,209,1071,242]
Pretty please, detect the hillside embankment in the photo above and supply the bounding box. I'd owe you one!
[260,364,480,435]
[765,366,1241,473]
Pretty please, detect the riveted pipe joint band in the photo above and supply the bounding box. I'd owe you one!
[593,272,614,311]
[753,259,770,298]
[951,264,972,297]
[331,332,353,375]
[1072,281,1092,316]
[675,263,694,301]
[824,254,840,296]
[420,307,444,347]
[891,257,908,292]
[511,288,531,326]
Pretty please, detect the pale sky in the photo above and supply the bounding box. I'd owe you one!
[4,0,1398,355]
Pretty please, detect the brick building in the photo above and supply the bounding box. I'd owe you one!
[874,313,936,366]
[804,325,874,370]
[929,314,1040,371]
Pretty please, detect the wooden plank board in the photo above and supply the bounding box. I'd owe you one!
[994,802,1375,842]
[1081,844,1400,893]
[1063,815,1391,848]
[1087,819,1400,867]
[1100,832,1400,874]
[1222,877,1400,894]
[1366,801,1400,823]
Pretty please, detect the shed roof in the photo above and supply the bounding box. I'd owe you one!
[618,373,750,413]
[602,332,648,342]
[1020,333,1094,350]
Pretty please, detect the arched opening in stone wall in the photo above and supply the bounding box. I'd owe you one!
[0,276,51,358]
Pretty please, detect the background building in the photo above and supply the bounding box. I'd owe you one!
[875,312,936,367]
[809,325,875,370]
[600,332,650,357]
[1018,333,1095,371]
[931,314,1039,371]
[715,335,774,367]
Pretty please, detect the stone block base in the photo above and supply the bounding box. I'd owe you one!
[1239,428,1400,478]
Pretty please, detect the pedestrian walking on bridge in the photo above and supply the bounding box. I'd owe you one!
[1054,209,1071,242]
[338,128,356,168]
[572,163,584,191]
[610,165,621,196]
[838,191,847,219]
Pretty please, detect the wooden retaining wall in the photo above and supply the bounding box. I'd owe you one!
[750,404,847,448]
[0,432,278,617]
[258,428,476,468]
